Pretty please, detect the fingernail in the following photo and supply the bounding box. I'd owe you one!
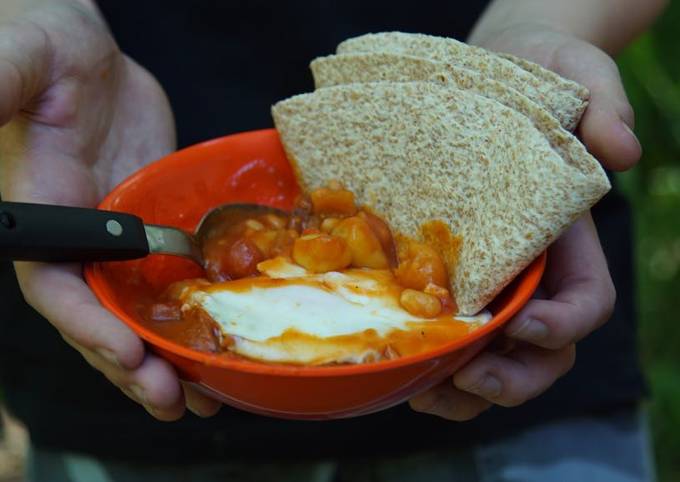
[144,404,159,418]
[130,384,149,405]
[622,122,642,151]
[466,375,502,399]
[507,318,549,342]
[96,348,121,368]
[409,391,439,414]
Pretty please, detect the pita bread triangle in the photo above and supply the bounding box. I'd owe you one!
[337,32,589,131]
[311,52,597,186]
[272,81,610,315]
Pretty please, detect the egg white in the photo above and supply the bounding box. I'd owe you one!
[184,258,491,365]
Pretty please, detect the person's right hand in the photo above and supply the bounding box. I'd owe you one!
[0,0,221,420]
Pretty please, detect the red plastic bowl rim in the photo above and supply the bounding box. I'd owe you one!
[84,129,546,378]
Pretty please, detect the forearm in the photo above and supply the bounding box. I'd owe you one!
[469,0,668,55]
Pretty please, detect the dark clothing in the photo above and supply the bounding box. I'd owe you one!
[0,0,646,463]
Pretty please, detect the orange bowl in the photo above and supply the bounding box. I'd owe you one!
[85,128,545,420]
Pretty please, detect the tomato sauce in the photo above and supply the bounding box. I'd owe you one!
[103,182,461,363]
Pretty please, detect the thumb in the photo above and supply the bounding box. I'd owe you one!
[553,42,641,171]
[0,22,52,126]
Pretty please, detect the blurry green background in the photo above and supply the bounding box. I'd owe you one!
[617,1,680,481]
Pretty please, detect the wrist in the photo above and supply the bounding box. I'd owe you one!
[469,20,566,49]
[468,23,585,72]
[469,0,668,56]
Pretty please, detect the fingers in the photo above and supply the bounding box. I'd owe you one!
[64,336,186,421]
[0,21,51,125]
[182,382,222,418]
[577,80,642,171]
[15,262,145,369]
[66,338,222,421]
[414,213,610,418]
[504,296,612,350]
[453,344,576,407]
[452,214,606,408]
[14,262,224,421]
[410,382,493,421]
[554,41,641,170]
[412,342,576,418]
[480,28,642,171]
[504,214,616,349]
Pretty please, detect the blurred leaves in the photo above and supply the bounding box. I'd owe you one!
[616,2,680,480]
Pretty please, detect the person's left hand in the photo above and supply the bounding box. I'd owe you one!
[410,213,614,419]
[410,26,630,420]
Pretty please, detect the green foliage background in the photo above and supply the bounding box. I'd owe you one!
[617,2,680,480]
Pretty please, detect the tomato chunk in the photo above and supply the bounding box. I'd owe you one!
[205,237,265,281]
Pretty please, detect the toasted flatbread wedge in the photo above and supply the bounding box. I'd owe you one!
[336,32,589,131]
[272,82,610,314]
[311,52,592,182]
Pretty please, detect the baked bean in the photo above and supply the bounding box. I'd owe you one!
[399,289,442,318]
[357,210,397,267]
[332,217,389,269]
[394,240,448,290]
[320,217,341,233]
[292,233,352,273]
[423,282,456,314]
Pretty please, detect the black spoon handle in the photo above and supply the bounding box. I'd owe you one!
[0,202,150,262]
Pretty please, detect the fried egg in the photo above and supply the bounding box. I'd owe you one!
[182,257,491,365]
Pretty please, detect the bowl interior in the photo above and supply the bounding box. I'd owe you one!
[85,128,545,376]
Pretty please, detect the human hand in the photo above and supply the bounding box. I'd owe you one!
[470,24,642,171]
[410,26,628,420]
[0,1,220,420]
[411,214,614,419]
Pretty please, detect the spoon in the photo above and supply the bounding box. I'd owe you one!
[0,201,288,265]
